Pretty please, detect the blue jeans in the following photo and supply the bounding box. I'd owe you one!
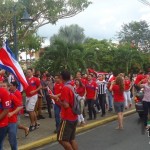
[107,90,113,109]
[0,126,8,150]
[54,104,61,131]
[143,101,150,127]
[8,123,18,150]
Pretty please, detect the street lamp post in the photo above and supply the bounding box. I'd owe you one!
[13,4,17,60]
[13,7,33,61]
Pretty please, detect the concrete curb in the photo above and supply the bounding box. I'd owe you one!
[18,109,136,150]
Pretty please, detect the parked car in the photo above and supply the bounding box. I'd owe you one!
[134,89,144,118]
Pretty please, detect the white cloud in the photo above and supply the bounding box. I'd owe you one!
[38,0,150,44]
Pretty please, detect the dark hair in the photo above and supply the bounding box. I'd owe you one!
[55,74,60,78]
[60,70,71,81]
[89,73,93,77]
[115,76,124,93]
[46,73,51,77]
[27,68,33,72]
[10,81,18,88]
[75,78,83,87]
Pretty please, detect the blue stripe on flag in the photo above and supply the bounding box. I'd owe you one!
[5,41,17,61]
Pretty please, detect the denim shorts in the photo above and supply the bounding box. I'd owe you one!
[114,102,124,113]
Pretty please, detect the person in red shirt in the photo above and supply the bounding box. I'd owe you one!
[25,68,42,131]
[110,76,125,130]
[85,74,97,120]
[0,81,22,150]
[10,81,29,137]
[76,71,87,85]
[75,78,86,126]
[0,87,10,150]
[124,76,132,109]
[53,75,64,133]
[50,71,78,150]
[134,71,145,92]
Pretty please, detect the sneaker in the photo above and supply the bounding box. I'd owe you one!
[35,123,40,129]
[29,125,35,131]
[24,113,29,117]
[98,110,101,113]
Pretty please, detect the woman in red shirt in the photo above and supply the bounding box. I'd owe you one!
[75,79,86,126]
[110,76,125,130]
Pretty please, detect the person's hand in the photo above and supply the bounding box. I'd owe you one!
[93,96,96,100]
[30,90,36,95]
[111,80,115,85]
[8,112,13,118]
[141,78,147,83]
[49,94,58,100]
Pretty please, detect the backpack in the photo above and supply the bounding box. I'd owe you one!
[65,85,82,115]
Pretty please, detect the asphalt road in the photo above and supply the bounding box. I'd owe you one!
[36,113,150,150]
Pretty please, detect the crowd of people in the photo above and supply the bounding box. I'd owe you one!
[0,68,150,150]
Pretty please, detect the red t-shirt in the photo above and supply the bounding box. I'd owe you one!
[80,78,87,86]
[124,80,131,91]
[75,86,85,97]
[25,76,41,97]
[112,85,124,102]
[0,88,10,127]
[53,83,64,105]
[8,93,22,123]
[85,81,97,100]
[134,74,145,85]
[70,80,75,86]
[60,85,78,121]
[13,90,24,114]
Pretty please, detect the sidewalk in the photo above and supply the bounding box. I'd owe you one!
[4,107,136,150]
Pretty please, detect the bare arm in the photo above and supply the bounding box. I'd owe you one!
[49,94,69,109]
[109,81,115,91]
[8,106,23,118]
[0,109,9,120]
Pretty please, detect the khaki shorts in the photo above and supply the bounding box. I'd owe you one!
[26,94,38,112]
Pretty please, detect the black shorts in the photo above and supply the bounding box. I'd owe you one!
[57,120,78,141]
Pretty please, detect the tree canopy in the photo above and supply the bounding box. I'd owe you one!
[34,23,150,75]
[117,20,150,53]
[0,0,91,41]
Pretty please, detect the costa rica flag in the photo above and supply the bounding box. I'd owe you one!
[0,41,28,91]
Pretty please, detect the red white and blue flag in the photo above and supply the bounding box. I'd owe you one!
[0,41,28,91]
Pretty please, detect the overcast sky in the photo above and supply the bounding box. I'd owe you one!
[38,0,150,46]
